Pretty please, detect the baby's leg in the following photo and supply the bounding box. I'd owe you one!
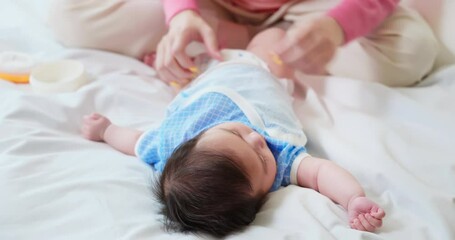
[327,6,438,86]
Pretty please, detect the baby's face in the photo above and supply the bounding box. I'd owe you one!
[196,122,277,195]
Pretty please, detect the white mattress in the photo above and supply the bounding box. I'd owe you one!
[1,1,454,240]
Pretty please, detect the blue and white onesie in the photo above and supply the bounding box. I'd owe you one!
[135,50,310,191]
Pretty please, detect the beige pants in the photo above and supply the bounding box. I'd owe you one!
[48,0,438,86]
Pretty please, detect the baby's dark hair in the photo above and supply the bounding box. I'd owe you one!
[153,131,266,237]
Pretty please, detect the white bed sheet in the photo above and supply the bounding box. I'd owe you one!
[1,1,454,240]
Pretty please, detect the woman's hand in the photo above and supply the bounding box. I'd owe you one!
[273,15,344,75]
[155,10,222,84]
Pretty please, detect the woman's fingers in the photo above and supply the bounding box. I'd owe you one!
[273,35,297,63]
[199,25,222,60]
[273,16,343,75]
[154,37,166,76]
[291,40,334,74]
[172,38,196,79]
[274,27,323,73]
[156,37,190,83]
[154,10,221,84]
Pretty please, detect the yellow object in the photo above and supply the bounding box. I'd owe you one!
[169,81,181,88]
[188,66,199,73]
[270,52,283,66]
[0,72,30,84]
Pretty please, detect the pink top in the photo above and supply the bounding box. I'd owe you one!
[327,0,400,42]
[225,0,291,12]
[162,0,400,43]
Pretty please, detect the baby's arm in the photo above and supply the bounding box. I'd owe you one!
[297,156,385,232]
[81,113,142,156]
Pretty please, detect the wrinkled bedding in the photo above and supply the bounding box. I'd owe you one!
[0,1,454,240]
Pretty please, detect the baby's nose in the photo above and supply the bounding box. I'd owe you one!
[246,131,265,149]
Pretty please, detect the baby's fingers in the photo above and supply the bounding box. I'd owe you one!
[365,213,383,228]
[350,219,366,231]
[81,126,94,139]
[358,214,376,232]
[84,113,101,120]
[371,207,386,219]
[81,125,88,134]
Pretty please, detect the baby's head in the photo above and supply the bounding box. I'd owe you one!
[154,122,277,237]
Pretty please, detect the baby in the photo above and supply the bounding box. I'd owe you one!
[82,28,385,237]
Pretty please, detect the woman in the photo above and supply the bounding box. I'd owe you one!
[49,0,438,86]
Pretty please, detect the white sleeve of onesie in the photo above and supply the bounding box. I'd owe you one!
[290,153,312,185]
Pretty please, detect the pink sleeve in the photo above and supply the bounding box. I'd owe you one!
[327,0,400,43]
[162,0,199,24]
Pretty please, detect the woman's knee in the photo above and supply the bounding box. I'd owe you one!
[48,0,167,58]
[329,6,439,86]
[371,6,439,85]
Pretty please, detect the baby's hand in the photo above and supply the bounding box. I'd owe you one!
[347,196,385,232]
[81,113,111,142]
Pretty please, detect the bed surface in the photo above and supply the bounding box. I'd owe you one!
[1,1,454,240]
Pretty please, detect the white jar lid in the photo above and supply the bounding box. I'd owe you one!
[30,60,88,93]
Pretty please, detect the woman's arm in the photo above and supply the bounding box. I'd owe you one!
[297,156,385,231]
[327,0,400,43]
[162,0,199,24]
